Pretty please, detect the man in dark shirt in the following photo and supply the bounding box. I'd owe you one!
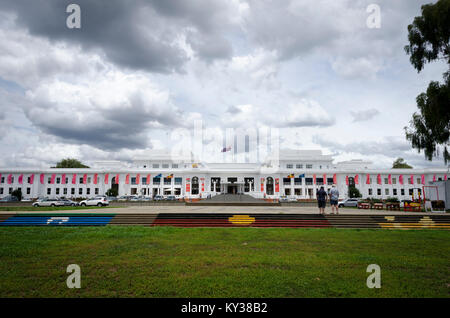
[316,186,328,214]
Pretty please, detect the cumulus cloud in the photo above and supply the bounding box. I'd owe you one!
[350,108,380,122]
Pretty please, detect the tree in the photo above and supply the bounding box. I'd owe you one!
[11,188,22,201]
[52,158,89,168]
[348,185,362,198]
[105,188,118,197]
[404,0,450,164]
[392,158,413,169]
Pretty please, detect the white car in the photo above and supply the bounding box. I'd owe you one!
[79,196,109,207]
[338,198,359,208]
[32,198,65,207]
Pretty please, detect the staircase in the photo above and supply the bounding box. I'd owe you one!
[186,194,280,206]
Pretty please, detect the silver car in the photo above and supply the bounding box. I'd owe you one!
[32,198,65,207]
[338,198,360,208]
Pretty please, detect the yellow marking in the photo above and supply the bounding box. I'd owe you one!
[228,215,256,225]
[378,222,450,229]
[385,216,395,222]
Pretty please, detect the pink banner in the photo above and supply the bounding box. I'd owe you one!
[399,175,403,185]
[366,174,370,184]
[115,174,119,184]
[313,174,316,185]
[83,174,87,184]
[410,175,414,184]
[50,174,56,184]
[62,174,66,184]
[377,174,381,185]
[421,174,425,185]
[125,174,130,184]
[333,174,337,184]
[433,174,436,182]
[355,174,359,185]
[136,174,140,185]
[18,174,23,184]
[40,174,45,184]
[30,174,35,185]
[345,176,349,186]
[94,173,98,185]
[147,174,151,185]
[72,174,77,184]
[388,174,392,185]
[105,174,109,184]
[7,174,12,184]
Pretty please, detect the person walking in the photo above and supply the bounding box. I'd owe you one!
[316,186,327,214]
[330,184,340,214]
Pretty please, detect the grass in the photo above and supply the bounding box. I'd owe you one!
[0,206,112,211]
[0,226,448,298]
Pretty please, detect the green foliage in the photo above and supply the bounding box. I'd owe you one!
[105,188,118,197]
[52,158,89,168]
[392,158,413,169]
[11,188,22,201]
[385,197,400,203]
[404,0,450,164]
[348,185,362,198]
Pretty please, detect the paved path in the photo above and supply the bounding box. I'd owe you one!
[0,205,447,215]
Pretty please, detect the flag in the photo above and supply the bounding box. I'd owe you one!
[72,174,77,184]
[62,173,66,184]
[345,175,349,186]
[366,174,370,184]
[323,174,327,183]
[433,174,436,182]
[105,173,109,184]
[287,174,294,178]
[125,174,130,184]
[83,174,87,184]
[136,174,140,184]
[445,174,448,180]
[155,173,162,178]
[7,174,12,184]
[399,175,403,185]
[313,174,316,185]
[115,174,119,184]
[18,174,23,184]
[30,174,34,185]
[421,174,425,185]
[40,174,45,184]
[192,163,198,168]
[298,174,305,178]
[94,173,98,185]
[410,174,414,184]
[167,174,174,179]
[146,174,151,185]
[355,174,359,185]
[51,174,56,184]
[221,146,232,152]
[333,173,337,184]
[377,174,381,185]
[388,174,392,185]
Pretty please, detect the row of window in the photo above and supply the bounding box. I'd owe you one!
[142,164,179,169]
[286,164,316,169]
[367,188,418,196]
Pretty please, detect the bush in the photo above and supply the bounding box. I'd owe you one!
[106,188,118,197]
[348,185,362,198]
[385,197,399,203]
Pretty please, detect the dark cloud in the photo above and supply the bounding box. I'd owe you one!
[0,0,235,73]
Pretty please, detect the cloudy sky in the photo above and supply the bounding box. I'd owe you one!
[0,0,447,168]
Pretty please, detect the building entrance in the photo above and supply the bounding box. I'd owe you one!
[227,185,238,194]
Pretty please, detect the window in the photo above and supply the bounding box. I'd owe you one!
[401,189,405,195]
[142,177,147,185]
[305,178,313,185]
[0,188,3,194]
[384,178,388,184]
[87,188,90,195]
[172,164,178,169]
[417,178,421,184]
[152,164,159,168]
[162,164,169,169]
[377,189,381,195]
[47,188,51,195]
[63,188,67,195]
[9,188,12,194]
[56,177,60,184]
[87,177,91,184]
[368,189,372,195]
[296,164,303,169]
[316,178,324,185]
[79,177,83,184]
[283,178,291,185]
[95,188,99,195]
[294,178,302,185]
[56,188,60,195]
[164,178,171,185]
[393,189,397,195]
[409,189,413,195]
[143,165,146,168]
[71,188,75,195]
[385,189,389,195]
[27,188,31,195]
[131,177,136,185]
[79,188,83,195]
[48,177,51,183]
[286,164,293,169]
[294,188,302,195]
[285,188,291,195]
[65,178,68,184]
[306,164,313,169]
[408,178,412,184]
[153,177,160,184]
[27,177,31,183]
[1,177,4,183]
[175,177,182,185]
[393,178,396,184]
[327,178,333,185]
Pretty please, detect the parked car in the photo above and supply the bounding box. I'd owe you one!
[21,198,33,202]
[153,195,164,201]
[132,195,151,201]
[32,198,65,207]
[106,196,117,202]
[166,195,176,201]
[60,199,79,206]
[338,198,360,208]
[0,195,19,202]
[117,195,132,201]
[79,196,109,207]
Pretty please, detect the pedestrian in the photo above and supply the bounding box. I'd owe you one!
[329,184,340,214]
[316,186,327,214]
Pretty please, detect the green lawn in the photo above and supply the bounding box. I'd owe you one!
[0,206,112,211]
[0,226,448,297]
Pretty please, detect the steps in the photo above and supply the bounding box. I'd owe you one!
[186,194,280,206]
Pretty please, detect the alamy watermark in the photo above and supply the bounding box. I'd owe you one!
[66,264,81,288]
[366,264,381,288]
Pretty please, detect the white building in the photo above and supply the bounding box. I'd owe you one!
[0,149,448,200]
